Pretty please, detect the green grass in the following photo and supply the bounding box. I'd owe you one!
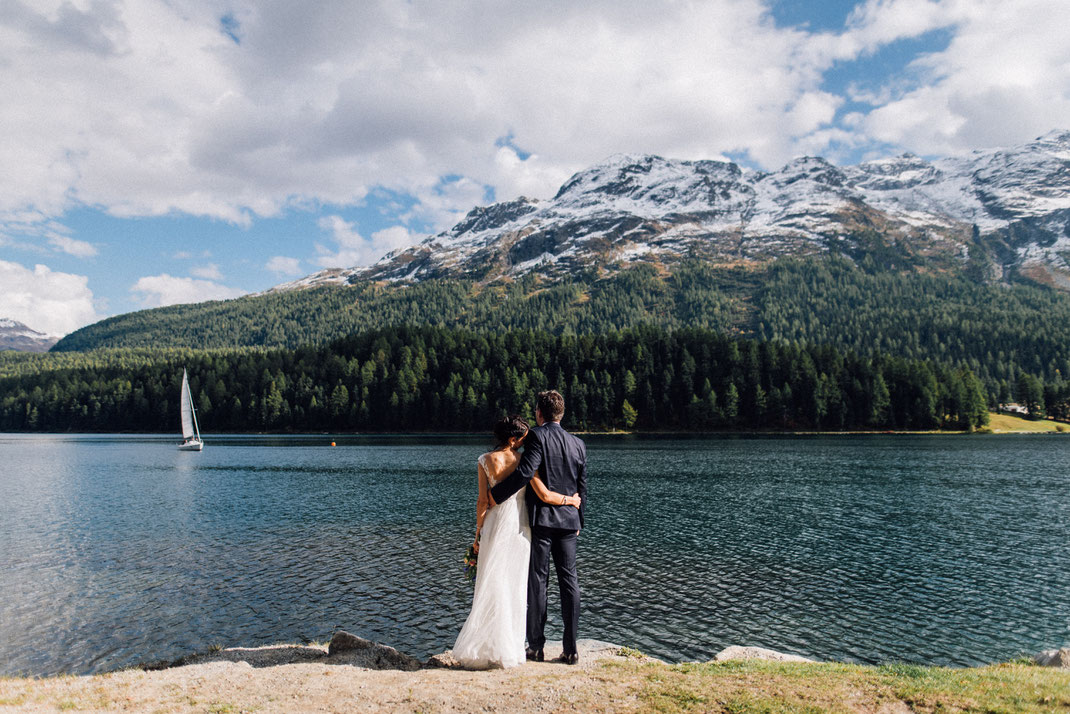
[988,412,1069,433]
[601,659,1070,714]
[618,647,647,659]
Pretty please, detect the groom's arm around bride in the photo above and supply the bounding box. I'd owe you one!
[489,402,586,531]
[489,390,587,663]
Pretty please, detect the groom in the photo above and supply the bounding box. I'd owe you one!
[490,389,587,664]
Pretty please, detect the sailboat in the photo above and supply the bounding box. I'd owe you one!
[178,368,204,451]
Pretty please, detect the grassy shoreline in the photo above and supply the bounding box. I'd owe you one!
[2,646,1068,713]
[609,657,1070,713]
[584,412,1070,436]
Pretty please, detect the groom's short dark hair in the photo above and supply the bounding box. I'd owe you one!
[536,390,565,422]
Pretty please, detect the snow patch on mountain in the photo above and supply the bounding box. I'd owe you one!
[274,131,1070,290]
[0,319,59,352]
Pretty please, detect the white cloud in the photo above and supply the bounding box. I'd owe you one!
[491,146,572,203]
[840,0,1070,154]
[0,259,99,336]
[841,0,957,52]
[405,177,489,231]
[0,211,97,256]
[48,234,98,257]
[190,263,223,280]
[131,273,246,308]
[265,255,301,276]
[314,217,419,269]
[370,225,422,257]
[0,0,862,234]
[0,0,1067,243]
[173,249,212,260]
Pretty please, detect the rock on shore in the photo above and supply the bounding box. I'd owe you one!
[712,645,817,663]
[170,632,634,672]
[1035,647,1070,668]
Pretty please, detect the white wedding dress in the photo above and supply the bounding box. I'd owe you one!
[452,453,531,669]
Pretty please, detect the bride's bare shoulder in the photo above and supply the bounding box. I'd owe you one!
[482,449,516,471]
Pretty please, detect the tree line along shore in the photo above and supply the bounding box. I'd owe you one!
[46,258,1070,407]
[0,325,1007,433]
[11,256,1070,433]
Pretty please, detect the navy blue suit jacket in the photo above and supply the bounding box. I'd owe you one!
[490,421,586,531]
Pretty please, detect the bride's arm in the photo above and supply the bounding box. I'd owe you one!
[530,476,581,508]
[474,461,490,552]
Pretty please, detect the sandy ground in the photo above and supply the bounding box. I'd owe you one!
[7,638,1066,713]
[0,640,648,713]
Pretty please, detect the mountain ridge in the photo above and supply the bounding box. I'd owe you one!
[46,131,1070,398]
[0,319,58,352]
[274,130,1070,291]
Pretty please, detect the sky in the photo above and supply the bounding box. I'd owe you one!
[1,0,1068,337]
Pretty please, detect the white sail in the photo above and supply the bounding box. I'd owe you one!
[180,369,196,440]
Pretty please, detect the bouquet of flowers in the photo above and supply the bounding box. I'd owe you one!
[463,544,478,584]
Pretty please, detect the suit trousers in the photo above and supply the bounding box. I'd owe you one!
[527,526,580,655]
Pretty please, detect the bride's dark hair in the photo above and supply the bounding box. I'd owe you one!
[493,414,529,450]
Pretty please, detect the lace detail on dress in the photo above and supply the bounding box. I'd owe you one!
[480,451,514,489]
[477,452,498,487]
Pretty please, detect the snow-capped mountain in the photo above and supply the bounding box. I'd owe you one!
[0,319,58,352]
[277,130,1070,291]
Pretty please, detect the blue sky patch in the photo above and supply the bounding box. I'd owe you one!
[768,0,860,32]
[220,13,241,44]
[823,27,955,117]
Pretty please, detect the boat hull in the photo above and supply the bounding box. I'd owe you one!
[178,440,203,451]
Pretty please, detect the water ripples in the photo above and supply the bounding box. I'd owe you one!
[1,433,1068,675]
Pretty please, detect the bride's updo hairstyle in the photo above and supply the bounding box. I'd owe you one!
[493,415,529,450]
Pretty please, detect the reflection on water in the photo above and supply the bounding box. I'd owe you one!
[1,433,1068,675]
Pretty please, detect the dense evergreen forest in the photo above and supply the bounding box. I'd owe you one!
[1,326,998,433]
[51,264,745,352]
[50,258,1070,405]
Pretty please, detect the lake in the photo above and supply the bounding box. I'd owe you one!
[0,433,1068,676]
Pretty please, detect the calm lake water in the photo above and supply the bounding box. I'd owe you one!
[1,433,1068,676]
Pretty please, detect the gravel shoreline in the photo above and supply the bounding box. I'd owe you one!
[0,638,649,713]
[2,637,1067,713]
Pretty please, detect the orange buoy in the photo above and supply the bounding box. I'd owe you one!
[331,441,336,447]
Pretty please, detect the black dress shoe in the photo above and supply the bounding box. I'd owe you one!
[554,652,579,665]
[525,647,544,662]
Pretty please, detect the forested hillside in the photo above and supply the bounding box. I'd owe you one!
[51,264,746,352]
[755,259,1070,399]
[3,326,994,433]
[51,258,1070,402]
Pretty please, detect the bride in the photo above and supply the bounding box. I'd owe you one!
[452,415,581,669]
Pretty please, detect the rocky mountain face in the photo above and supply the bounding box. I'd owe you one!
[276,130,1070,291]
[0,319,58,352]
